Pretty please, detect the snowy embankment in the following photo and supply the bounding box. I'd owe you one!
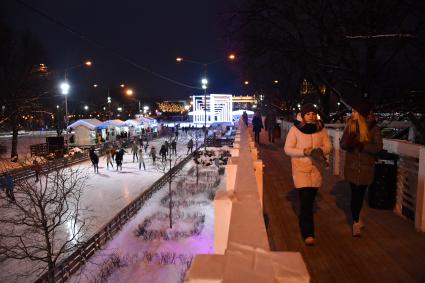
[69,148,230,283]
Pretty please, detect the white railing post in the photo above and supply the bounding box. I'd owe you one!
[214,191,233,254]
[415,146,425,232]
[253,160,264,208]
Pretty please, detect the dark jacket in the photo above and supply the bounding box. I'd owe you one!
[340,119,383,186]
[252,115,263,133]
[265,113,277,130]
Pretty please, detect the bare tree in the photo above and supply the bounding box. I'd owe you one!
[0,167,90,283]
[0,26,50,161]
[154,154,184,229]
[224,0,425,116]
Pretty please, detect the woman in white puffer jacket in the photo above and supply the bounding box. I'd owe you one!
[284,103,332,245]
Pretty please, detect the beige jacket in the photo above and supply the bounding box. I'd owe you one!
[284,125,332,188]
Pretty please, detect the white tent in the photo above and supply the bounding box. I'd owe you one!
[67,119,103,146]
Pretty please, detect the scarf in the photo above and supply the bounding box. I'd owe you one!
[294,120,322,134]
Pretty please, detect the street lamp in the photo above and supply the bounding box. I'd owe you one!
[175,53,235,148]
[62,60,92,149]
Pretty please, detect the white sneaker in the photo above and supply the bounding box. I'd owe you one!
[352,222,361,237]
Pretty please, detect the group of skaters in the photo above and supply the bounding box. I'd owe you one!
[250,101,383,246]
[88,129,196,172]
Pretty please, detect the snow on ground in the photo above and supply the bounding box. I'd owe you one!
[0,132,197,283]
[68,148,229,283]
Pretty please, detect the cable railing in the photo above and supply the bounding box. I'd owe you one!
[35,146,200,283]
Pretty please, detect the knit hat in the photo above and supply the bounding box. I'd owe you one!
[352,100,372,118]
[300,103,317,117]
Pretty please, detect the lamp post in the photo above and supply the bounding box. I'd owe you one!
[175,53,236,149]
[201,78,208,150]
[62,60,92,149]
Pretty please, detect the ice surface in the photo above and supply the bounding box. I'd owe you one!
[0,133,199,283]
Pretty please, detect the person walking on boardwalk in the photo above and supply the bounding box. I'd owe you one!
[284,103,332,246]
[252,111,263,144]
[340,100,383,237]
[138,146,146,170]
[242,110,248,126]
[105,149,114,170]
[265,108,277,143]
[131,141,139,162]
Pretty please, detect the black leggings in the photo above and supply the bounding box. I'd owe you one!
[350,183,367,222]
[298,187,318,239]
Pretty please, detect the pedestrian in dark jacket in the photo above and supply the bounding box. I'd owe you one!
[187,138,194,154]
[89,147,99,173]
[284,103,332,245]
[242,111,248,126]
[2,173,16,203]
[150,146,157,165]
[340,100,383,237]
[115,148,126,171]
[32,160,42,182]
[171,139,177,155]
[252,111,263,144]
[265,109,277,143]
[159,144,167,162]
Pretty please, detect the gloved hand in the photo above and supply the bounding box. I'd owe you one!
[310,148,329,168]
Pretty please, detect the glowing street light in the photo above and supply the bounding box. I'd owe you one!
[84,61,92,67]
[273,80,279,84]
[60,82,70,95]
[84,105,89,111]
[176,57,183,62]
[126,89,134,96]
[120,84,125,88]
[244,80,249,85]
[117,107,122,112]
[228,53,236,60]
[93,84,98,88]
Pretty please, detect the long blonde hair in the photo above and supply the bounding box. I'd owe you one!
[347,112,370,142]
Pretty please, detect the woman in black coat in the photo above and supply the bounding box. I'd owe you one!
[252,111,263,144]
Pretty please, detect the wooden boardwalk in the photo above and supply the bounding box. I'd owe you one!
[257,129,425,283]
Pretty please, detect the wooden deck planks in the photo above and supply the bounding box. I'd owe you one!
[256,129,425,283]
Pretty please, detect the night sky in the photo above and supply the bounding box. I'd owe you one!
[3,0,243,109]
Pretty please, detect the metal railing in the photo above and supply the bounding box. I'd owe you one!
[35,147,199,283]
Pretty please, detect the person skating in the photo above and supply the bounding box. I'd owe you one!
[252,111,263,144]
[138,147,146,170]
[159,144,167,162]
[150,146,157,165]
[131,141,139,162]
[144,141,149,153]
[340,100,383,237]
[187,138,194,154]
[171,139,177,155]
[89,147,99,173]
[2,173,16,203]
[115,148,126,171]
[32,159,42,182]
[284,103,332,246]
[105,149,114,169]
